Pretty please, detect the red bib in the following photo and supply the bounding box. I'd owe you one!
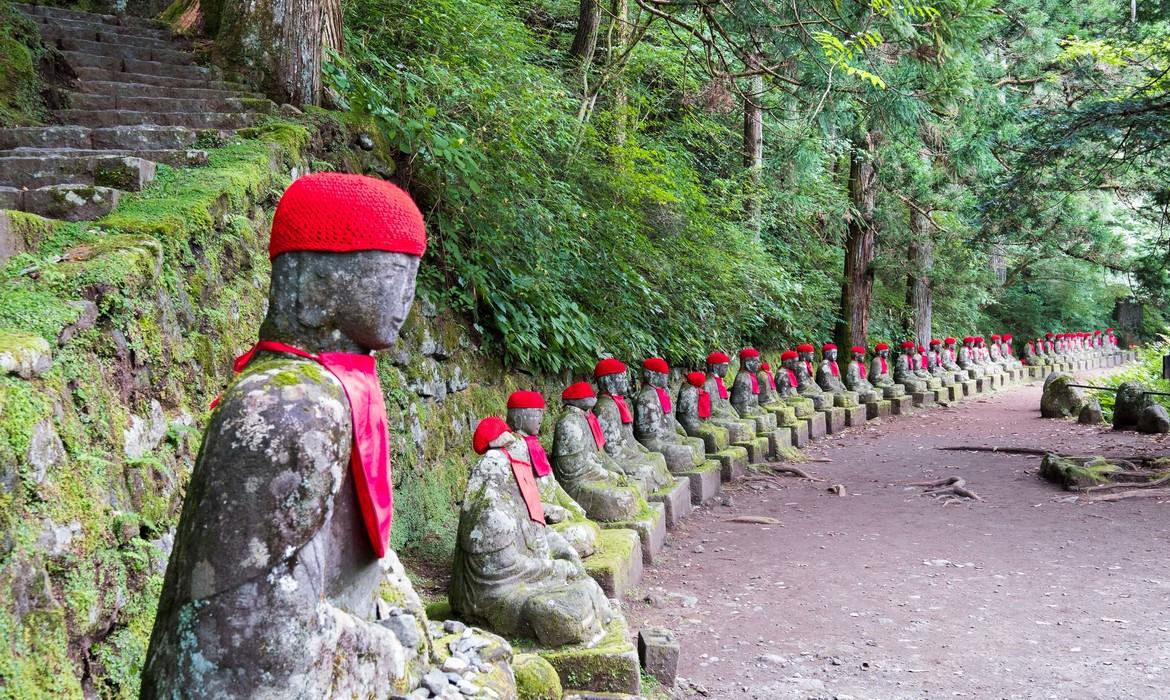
[785,368,798,388]
[228,340,393,558]
[502,448,545,524]
[698,390,711,419]
[857,361,867,379]
[804,360,814,376]
[749,373,760,395]
[653,386,672,413]
[715,376,729,399]
[605,393,633,424]
[879,357,888,374]
[762,369,777,391]
[829,361,840,377]
[522,434,552,477]
[585,411,607,450]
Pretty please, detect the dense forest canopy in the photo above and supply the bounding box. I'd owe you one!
[316,0,1166,370]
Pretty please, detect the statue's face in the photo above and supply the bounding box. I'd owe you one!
[852,351,864,362]
[598,372,629,395]
[506,407,543,436]
[877,349,888,358]
[799,351,812,361]
[825,349,837,362]
[644,369,667,388]
[782,357,797,369]
[744,357,761,373]
[708,362,729,378]
[566,396,598,411]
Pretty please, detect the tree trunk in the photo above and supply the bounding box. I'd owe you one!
[611,0,629,144]
[743,68,764,237]
[906,204,934,344]
[570,0,600,66]
[835,131,879,350]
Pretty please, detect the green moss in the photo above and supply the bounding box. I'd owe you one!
[0,604,79,698]
[513,653,562,700]
[0,1,48,126]
[517,614,639,694]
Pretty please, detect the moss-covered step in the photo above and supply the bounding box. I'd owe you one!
[890,395,913,415]
[788,419,810,448]
[712,445,747,481]
[692,422,729,453]
[583,528,642,599]
[843,404,866,428]
[600,502,665,565]
[832,392,860,408]
[514,652,564,700]
[678,459,721,505]
[820,407,845,434]
[807,392,832,410]
[764,402,798,426]
[805,411,827,440]
[528,614,640,695]
[764,428,791,461]
[648,477,692,529]
[782,395,815,418]
[865,399,891,420]
[734,435,769,464]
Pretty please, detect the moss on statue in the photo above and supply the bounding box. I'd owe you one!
[516,614,640,694]
[513,653,563,700]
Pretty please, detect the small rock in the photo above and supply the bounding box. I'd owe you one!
[441,656,469,673]
[1137,404,1170,434]
[692,544,705,554]
[57,300,99,346]
[0,331,52,379]
[757,654,787,666]
[721,495,734,507]
[1078,400,1105,425]
[422,668,449,696]
[356,133,375,151]
[443,619,467,635]
[27,420,64,483]
[378,608,422,649]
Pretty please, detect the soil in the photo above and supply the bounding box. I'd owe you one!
[625,376,1170,699]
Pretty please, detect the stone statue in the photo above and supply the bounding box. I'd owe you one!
[592,358,674,496]
[794,343,831,409]
[894,341,928,393]
[633,357,706,472]
[452,417,614,646]
[958,336,984,377]
[551,382,644,521]
[701,351,759,442]
[142,174,451,698]
[868,343,906,398]
[815,343,859,406]
[757,360,789,403]
[506,391,599,558]
[1000,334,1022,369]
[731,348,778,432]
[843,346,880,403]
[914,344,942,389]
[676,371,718,441]
[926,340,953,386]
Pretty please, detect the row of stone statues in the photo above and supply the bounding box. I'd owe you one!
[1023,330,1120,366]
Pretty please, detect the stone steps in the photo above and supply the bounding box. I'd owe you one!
[0,154,156,190]
[61,51,220,81]
[14,3,172,34]
[54,109,258,129]
[65,91,273,115]
[76,80,263,101]
[7,148,209,169]
[35,22,187,50]
[72,66,251,92]
[0,126,202,151]
[54,36,196,66]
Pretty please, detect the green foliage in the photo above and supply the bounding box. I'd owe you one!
[0,0,49,125]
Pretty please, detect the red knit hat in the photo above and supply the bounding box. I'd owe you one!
[796,343,815,353]
[507,390,545,410]
[901,341,916,349]
[944,337,956,344]
[875,343,889,351]
[594,358,627,378]
[917,345,926,352]
[1107,328,1113,332]
[760,361,772,371]
[851,346,865,354]
[473,416,509,454]
[562,381,596,401]
[706,351,730,364]
[1094,330,1101,335]
[739,348,760,360]
[1045,332,1054,338]
[780,350,798,361]
[686,371,706,387]
[822,343,837,351]
[1004,334,1013,340]
[929,338,941,346]
[643,357,669,374]
[990,334,1001,340]
[270,173,427,259]
[963,336,974,343]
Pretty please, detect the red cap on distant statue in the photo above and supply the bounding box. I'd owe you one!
[851,346,865,354]
[796,343,815,353]
[507,391,545,410]
[875,343,889,351]
[594,358,627,378]
[473,416,510,455]
[901,341,916,349]
[562,382,596,401]
[643,357,669,374]
[706,351,730,364]
[739,348,760,360]
[822,343,837,351]
[686,371,706,387]
[781,350,799,360]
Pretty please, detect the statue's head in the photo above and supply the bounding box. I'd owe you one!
[706,351,730,378]
[930,339,941,355]
[562,381,598,411]
[901,341,916,357]
[262,174,426,352]
[875,343,889,358]
[739,348,761,374]
[594,358,630,396]
[796,343,815,361]
[851,346,865,362]
[944,337,956,348]
[780,350,799,369]
[964,336,975,348]
[506,391,546,436]
[822,343,838,362]
[473,416,515,455]
[642,357,669,388]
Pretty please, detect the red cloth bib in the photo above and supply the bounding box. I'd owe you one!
[879,357,888,374]
[715,376,729,399]
[228,340,394,558]
[698,390,711,419]
[762,369,777,390]
[522,434,552,477]
[653,386,672,413]
[829,361,840,377]
[804,360,814,376]
[585,411,607,450]
[605,393,633,424]
[857,361,867,379]
[785,368,798,388]
[749,373,760,395]
[502,448,545,524]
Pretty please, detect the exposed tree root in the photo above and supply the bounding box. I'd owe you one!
[936,446,1053,456]
[1079,473,1170,493]
[1082,488,1170,502]
[826,484,847,496]
[764,463,826,481]
[724,515,781,524]
[907,476,983,501]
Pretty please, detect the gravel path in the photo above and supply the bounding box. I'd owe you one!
[625,374,1170,699]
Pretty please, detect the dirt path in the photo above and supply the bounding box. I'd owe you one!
[626,375,1170,699]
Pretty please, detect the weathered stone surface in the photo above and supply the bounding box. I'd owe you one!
[594,371,674,497]
[788,420,809,448]
[865,400,891,420]
[648,477,692,528]
[553,399,645,522]
[0,331,52,378]
[514,652,563,700]
[890,395,913,415]
[1112,381,1151,430]
[637,627,679,687]
[806,411,826,440]
[735,435,769,464]
[822,407,845,434]
[1137,404,1170,434]
[534,614,641,695]
[714,446,748,481]
[1078,400,1105,425]
[27,420,65,483]
[843,404,867,428]
[583,528,642,599]
[679,460,721,505]
[123,399,167,459]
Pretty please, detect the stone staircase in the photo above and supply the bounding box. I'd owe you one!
[0,3,275,221]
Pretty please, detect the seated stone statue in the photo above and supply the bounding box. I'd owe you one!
[843,346,880,403]
[926,340,953,386]
[452,417,614,646]
[590,359,673,496]
[634,357,706,472]
[142,173,439,698]
[868,343,906,398]
[1000,334,1022,369]
[942,337,965,382]
[551,382,644,521]
[731,348,779,432]
[815,343,859,406]
[988,334,1010,371]
[915,344,943,389]
[676,371,720,443]
[958,336,985,377]
[507,391,599,558]
[1023,337,1043,366]
[758,360,790,401]
[794,343,832,409]
[702,351,759,442]
[894,341,929,393]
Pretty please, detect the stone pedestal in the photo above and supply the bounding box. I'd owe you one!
[735,436,769,464]
[911,390,935,408]
[931,388,946,404]
[534,615,641,695]
[821,407,846,434]
[602,503,666,565]
[679,460,721,505]
[637,628,679,688]
[649,477,692,529]
[788,420,810,448]
[694,425,729,453]
[974,377,989,393]
[960,380,975,396]
[865,400,891,420]
[784,396,815,418]
[944,385,961,402]
[890,395,913,415]
[714,446,748,482]
[833,392,860,408]
[808,393,833,410]
[765,428,792,460]
[1027,366,1043,379]
[806,411,827,440]
[843,404,867,427]
[583,528,643,599]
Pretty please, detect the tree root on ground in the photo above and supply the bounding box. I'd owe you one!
[1078,473,1170,493]
[907,476,983,502]
[1082,487,1170,502]
[826,484,847,496]
[937,446,1053,455]
[724,515,781,524]
[759,462,825,481]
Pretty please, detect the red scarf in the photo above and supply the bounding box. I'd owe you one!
[947,347,956,362]
[653,385,672,413]
[879,356,888,374]
[748,372,760,395]
[1027,341,1035,354]
[227,340,393,557]
[1007,345,1014,356]
[856,360,867,379]
[715,376,729,399]
[605,393,633,424]
[907,355,916,371]
[785,367,798,388]
[829,361,840,377]
[762,369,777,390]
[522,434,552,477]
[501,448,545,524]
[698,390,711,419]
[585,411,606,450]
[920,352,929,369]
[804,360,814,376]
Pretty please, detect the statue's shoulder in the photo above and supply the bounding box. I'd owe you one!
[219,356,349,424]
[552,409,587,455]
[467,449,512,495]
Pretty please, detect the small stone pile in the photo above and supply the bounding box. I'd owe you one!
[411,620,507,700]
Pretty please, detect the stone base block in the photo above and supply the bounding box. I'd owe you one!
[865,400,891,420]
[945,385,961,403]
[1026,365,1042,379]
[534,614,641,695]
[648,477,692,529]
[959,380,975,396]
[932,388,946,404]
[679,460,721,505]
[806,411,827,440]
[789,420,809,448]
[713,446,748,482]
[767,427,792,457]
[821,407,846,434]
[808,393,832,410]
[734,436,769,464]
[602,503,666,565]
[783,396,815,418]
[584,528,642,599]
[833,391,860,408]
[911,391,935,408]
[637,628,679,687]
[843,404,867,427]
[695,424,730,453]
[974,377,988,392]
[890,395,913,415]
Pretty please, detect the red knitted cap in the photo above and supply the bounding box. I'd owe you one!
[686,371,706,387]
[901,341,916,349]
[875,343,889,351]
[270,173,427,259]
[822,343,837,351]
[929,339,941,346]
[796,343,815,353]
[944,337,956,344]
[1045,332,1054,338]
[1004,334,1013,340]
[562,381,596,401]
[918,345,926,352]
[990,334,1001,340]
[739,348,760,360]
[851,346,865,354]
[473,416,509,455]
[594,358,627,378]
[706,351,730,364]
[1094,330,1102,335]
[643,357,669,374]
[760,362,772,371]
[507,390,545,410]
[1107,328,1113,332]
[780,350,798,361]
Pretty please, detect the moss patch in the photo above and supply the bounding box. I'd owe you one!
[513,653,563,700]
[517,614,640,695]
[0,0,48,125]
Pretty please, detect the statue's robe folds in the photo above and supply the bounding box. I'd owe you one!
[594,394,672,495]
[633,383,705,472]
[552,405,643,522]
